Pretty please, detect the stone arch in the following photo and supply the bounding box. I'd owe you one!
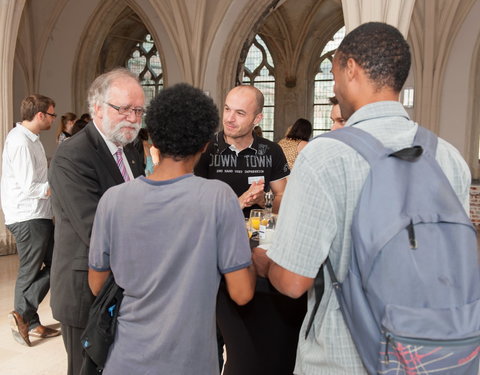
[13,0,70,94]
[217,0,282,104]
[408,0,476,132]
[218,0,344,138]
[71,0,167,114]
[305,13,344,121]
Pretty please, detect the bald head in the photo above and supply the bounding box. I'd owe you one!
[228,86,264,115]
[223,85,264,147]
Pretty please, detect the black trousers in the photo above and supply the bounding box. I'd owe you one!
[7,218,54,328]
[61,323,85,375]
[217,279,307,375]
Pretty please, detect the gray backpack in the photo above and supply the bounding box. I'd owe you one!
[317,126,480,374]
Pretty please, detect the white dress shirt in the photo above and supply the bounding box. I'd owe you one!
[1,124,52,225]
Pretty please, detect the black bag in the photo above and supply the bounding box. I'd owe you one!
[80,274,124,374]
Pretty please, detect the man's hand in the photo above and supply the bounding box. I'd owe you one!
[252,246,272,278]
[239,180,265,209]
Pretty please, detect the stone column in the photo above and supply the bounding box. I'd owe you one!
[0,0,26,255]
[341,0,416,37]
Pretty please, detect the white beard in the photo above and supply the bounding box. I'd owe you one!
[103,116,141,146]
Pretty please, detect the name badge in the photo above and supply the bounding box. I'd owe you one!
[248,176,264,185]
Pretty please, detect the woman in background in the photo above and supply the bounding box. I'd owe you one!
[135,128,155,176]
[278,118,312,170]
[70,119,88,136]
[79,113,92,123]
[56,112,77,144]
[253,125,263,138]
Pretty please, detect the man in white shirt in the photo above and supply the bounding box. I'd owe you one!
[1,94,61,346]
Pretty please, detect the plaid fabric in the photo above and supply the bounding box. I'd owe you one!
[268,101,471,375]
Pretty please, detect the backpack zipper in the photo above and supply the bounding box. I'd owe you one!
[385,332,480,348]
[384,334,390,363]
[406,220,417,249]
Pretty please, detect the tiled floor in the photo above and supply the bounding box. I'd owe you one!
[0,255,66,375]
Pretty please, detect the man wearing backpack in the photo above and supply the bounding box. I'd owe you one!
[254,22,474,374]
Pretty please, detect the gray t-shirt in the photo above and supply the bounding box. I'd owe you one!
[89,174,251,375]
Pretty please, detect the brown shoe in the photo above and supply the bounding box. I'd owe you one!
[8,311,31,346]
[29,325,61,338]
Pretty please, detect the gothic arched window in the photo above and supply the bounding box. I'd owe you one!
[312,27,345,136]
[239,35,275,141]
[126,33,163,106]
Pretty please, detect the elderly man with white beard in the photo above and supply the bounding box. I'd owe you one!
[48,68,145,375]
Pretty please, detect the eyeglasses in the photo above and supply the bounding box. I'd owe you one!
[44,112,57,118]
[105,102,145,117]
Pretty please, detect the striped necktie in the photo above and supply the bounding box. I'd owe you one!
[114,148,130,182]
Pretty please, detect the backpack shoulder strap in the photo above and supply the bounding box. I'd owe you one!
[413,125,438,156]
[320,126,388,165]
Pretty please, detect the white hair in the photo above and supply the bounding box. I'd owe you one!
[87,68,140,117]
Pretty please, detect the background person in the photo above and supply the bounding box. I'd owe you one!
[56,112,77,144]
[48,68,145,375]
[329,96,346,130]
[133,127,155,175]
[79,112,92,123]
[278,118,313,170]
[253,125,263,138]
[70,119,88,136]
[1,94,60,346]
[88,83,255,375]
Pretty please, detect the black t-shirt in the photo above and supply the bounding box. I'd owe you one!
[195,131,290,216]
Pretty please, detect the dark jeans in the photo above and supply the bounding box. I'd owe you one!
[6,218,54,328]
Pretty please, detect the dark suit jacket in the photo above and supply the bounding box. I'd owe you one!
[48,122,143,328]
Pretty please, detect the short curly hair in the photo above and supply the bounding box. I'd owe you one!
[146,83,219,159]
[336,22,411,92]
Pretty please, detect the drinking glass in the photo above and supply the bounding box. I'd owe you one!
[245,218,253,239]
[260,213,277,246]
[249,209,263,240]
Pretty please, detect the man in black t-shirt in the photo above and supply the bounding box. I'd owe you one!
[195,86,305,375]
[195,85,289,216]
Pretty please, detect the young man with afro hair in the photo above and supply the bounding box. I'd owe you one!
[88,83,256,375]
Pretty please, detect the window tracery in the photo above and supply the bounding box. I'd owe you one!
[313,26,345,136]
[239,35,275,141]
[126,33,163,105]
